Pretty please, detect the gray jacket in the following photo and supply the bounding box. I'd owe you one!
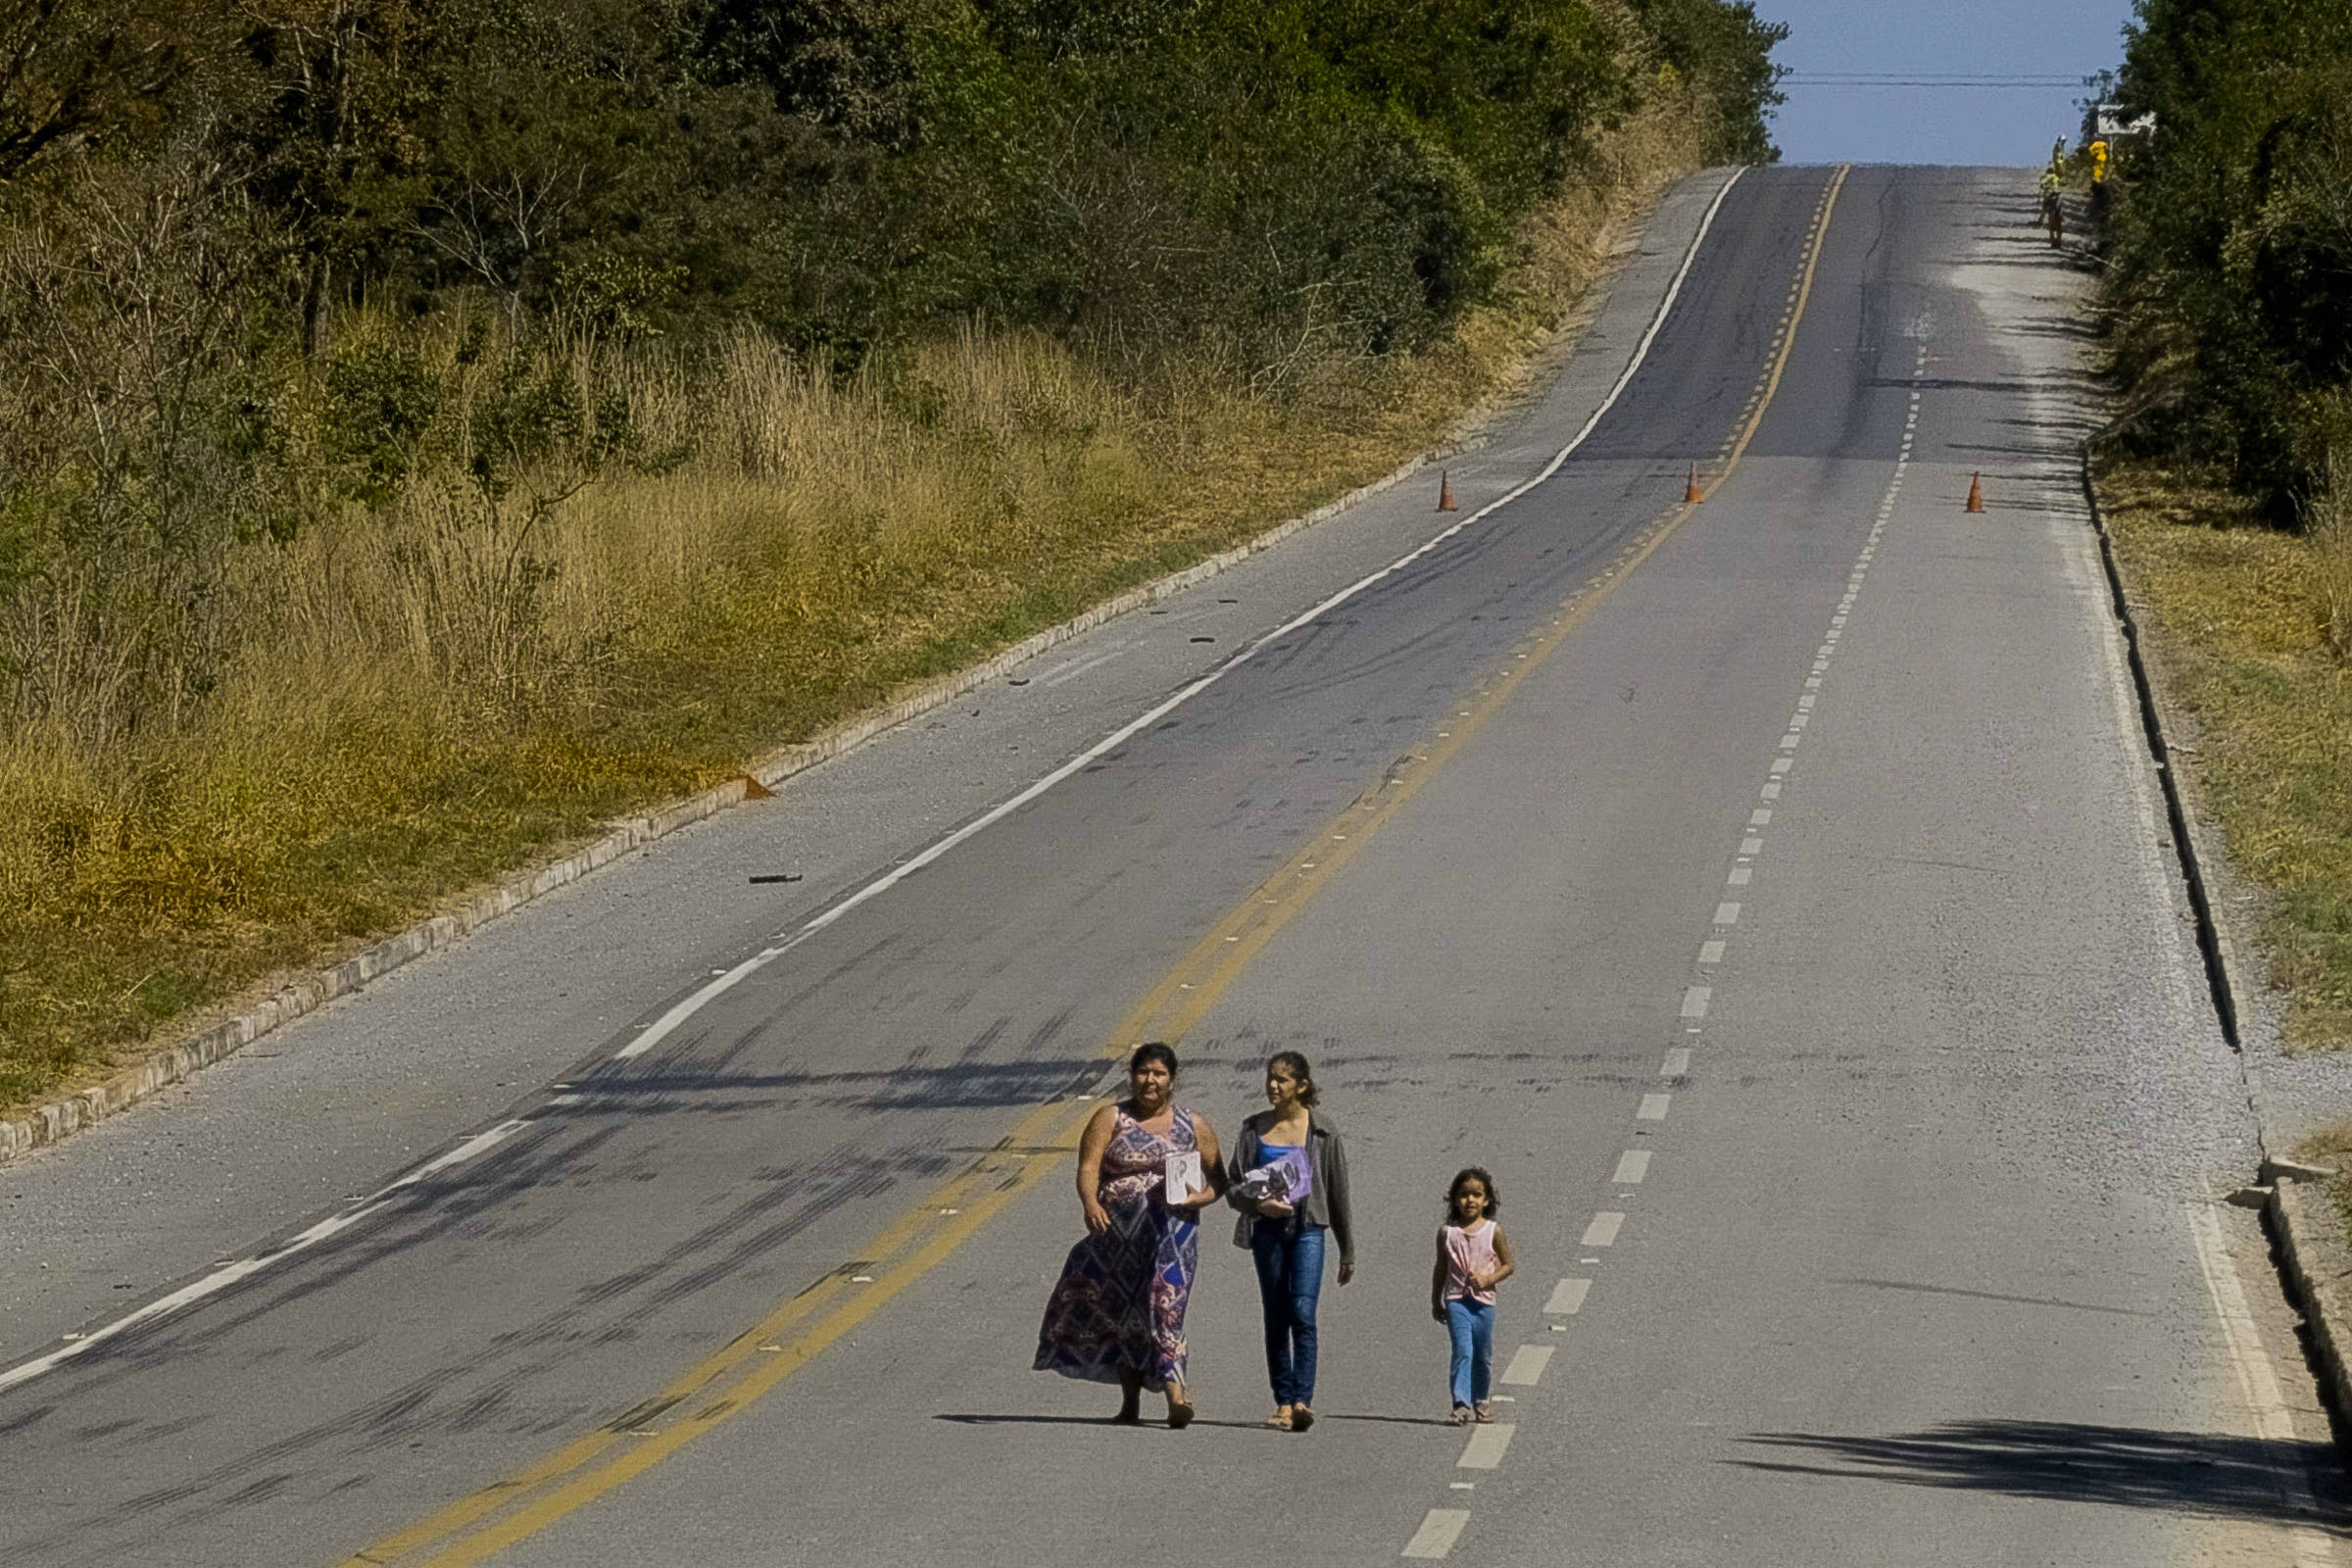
[1225,1108,1354,1265]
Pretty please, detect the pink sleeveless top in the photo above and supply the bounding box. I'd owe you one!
[1442,1220,1498,1304]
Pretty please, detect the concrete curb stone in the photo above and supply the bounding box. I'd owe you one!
[2081,446,2352,1428]
[0,169,1723,1170]
[2274,1180,2352,1422]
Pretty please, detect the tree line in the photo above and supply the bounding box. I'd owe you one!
[2100,0,2352,520]
[0,0,1783,742]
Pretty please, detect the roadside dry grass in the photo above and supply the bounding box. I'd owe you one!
[0,109,1708,1114]
[2096,455,2352,1050]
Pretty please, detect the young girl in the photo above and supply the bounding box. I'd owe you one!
[1431,1167,1515,1425]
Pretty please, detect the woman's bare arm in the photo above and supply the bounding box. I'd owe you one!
[1075,1103,1116,1233]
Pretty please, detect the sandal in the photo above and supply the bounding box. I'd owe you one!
[1449,1404,1473,1426]
[1474,1400,1496,1424]
[1167,1397,1196,1430]
[1264,1409,1293,1431]
[1290,1405,1315,1433]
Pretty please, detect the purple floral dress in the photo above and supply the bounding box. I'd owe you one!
[1034,1103,1200,1392]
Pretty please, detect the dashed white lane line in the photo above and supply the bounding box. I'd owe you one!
[1612,1151,1653,1184]
[1713,902,1740,924]
[1727,866,1753,885]
[1637,1094,1671,1122]
[1402,1509,1473,1559]
[1582,1212,1626,1247]
[1697,939,1725,964]
[1457,1424,1517,1469]
[1544,1278,1593,1315]
[1680,986,1711,1018]
[1661,1048,1690,1076]
[1500,1347,1554,1387]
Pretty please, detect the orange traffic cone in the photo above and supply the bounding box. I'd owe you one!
[1685,464,1704,504]
[1438,470,1458,512]
[1964,471,1984,514]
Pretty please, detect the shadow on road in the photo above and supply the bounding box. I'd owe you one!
[1734,1419,2349,1534]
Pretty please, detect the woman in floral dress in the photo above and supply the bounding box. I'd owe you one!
[1035,1043,1226,1425]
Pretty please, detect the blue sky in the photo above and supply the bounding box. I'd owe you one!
[1754,0,2142,166]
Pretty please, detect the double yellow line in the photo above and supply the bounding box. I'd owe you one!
[336,165,1848,1568]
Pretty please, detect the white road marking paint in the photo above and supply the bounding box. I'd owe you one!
[1697,940,1725,964]
[1458,1424,1516,1469]
[1749,808,1772,825]
[2188,1204,2340,1567]
[1713,903,1740,925]
[1680,987,1711,1018]
[621,180,1765,1072]
[1770,757,1792,774]
[1613,1151,1652,1183]
[1501,1347,1554,1387]
[1544,1278,1593,1314]
[0,1115,535,1395]
[1402,1509,1472,1559]
[1778,732,1800,749]
[1638,1094,1671,1121]
[1760,781,1782,799]
[10,178,1766,1409]
[1661,1049,1690,1076]
[1740,835,1764,853]
[1449,1482,1475,1491]
[1727,866,1752,885]
[1583,1212,1625,1247]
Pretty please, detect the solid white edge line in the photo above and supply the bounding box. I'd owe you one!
[2187,1203,2338,1567]
[0,168,1751,1402]
[621,166,1750,1063]
[0,1117,535,1395]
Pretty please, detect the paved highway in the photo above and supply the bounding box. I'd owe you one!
[4,167,2346,1566]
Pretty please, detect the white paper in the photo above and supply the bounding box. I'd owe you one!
[1164,1151,1202,1205]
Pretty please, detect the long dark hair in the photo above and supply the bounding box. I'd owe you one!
[1265,1050,1319,1107]
[1447,1167,1498,1221]
[1129,1041,1178,1077]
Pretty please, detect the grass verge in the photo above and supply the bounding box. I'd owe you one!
[0,113,1709,1116]
[2095,454,2352,1050]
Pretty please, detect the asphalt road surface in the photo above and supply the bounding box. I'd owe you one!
[6,166,2348,1567]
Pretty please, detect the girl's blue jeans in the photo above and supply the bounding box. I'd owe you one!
[1446,1298,1494,1407]
[1250,1220,1325,1406]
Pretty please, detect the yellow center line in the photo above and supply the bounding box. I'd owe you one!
[335,163,1850,1568]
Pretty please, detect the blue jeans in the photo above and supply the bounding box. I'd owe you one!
[1446,1298,1494,1408]
[1250,1221,1326,1406]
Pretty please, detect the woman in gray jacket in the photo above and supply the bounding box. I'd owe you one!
[1225,1051,1353,1431]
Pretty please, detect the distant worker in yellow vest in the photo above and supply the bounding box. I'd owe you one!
[2039,165,2064,246]
[2051,136,2068,172]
